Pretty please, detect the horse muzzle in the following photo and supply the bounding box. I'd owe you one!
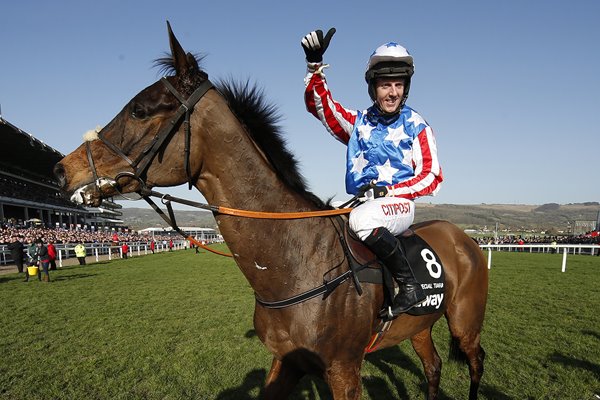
[69,178,119,206]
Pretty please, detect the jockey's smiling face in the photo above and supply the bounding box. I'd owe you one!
[375,78,405,114]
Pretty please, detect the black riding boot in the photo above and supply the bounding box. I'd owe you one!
[365,227,426,316]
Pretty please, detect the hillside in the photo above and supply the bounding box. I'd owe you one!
[120,208,218,231]
[414,202,599,234]
[121,202,600,235]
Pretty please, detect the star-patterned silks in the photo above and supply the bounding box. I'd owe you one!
[406,109,426,131]
[345,105,430,195]
[384,125,410,147]
[357,124,375,141]
[376,159,399,184]
[350,151,368,174]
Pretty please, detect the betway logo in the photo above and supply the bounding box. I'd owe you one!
[415,293,444,309]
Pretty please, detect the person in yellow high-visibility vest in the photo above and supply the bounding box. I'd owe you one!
[74,242,87,265]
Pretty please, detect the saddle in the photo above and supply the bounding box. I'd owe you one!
[341,218,413,285]
[335,217,446,317]
[345,223,414,265]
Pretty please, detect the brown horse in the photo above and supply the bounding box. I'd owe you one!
[54,23,488,400]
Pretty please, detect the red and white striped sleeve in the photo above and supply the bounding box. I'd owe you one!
[388,125,443,199]
[304,66,357,145]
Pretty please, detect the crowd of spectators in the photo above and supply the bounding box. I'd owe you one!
[475,233,600,246]
[0,225,174,246]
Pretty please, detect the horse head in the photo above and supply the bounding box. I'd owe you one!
[54,22,214,206]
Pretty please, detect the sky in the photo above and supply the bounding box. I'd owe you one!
[1,0,599,209]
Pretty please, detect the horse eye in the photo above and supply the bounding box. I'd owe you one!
[131,103,147,119]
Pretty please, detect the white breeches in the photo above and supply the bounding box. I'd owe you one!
[349,197,415,241]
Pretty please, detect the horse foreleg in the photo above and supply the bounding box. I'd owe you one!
[411,328,442,400]
[262,357,303,400]
[326,360,362,400]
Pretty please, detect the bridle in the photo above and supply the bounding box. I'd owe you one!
[82,75,355,239]
[86,77,214,193]
[82,75,225,250]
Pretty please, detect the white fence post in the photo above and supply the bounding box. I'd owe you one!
[95,248,99,262]
[487,249,492,269]
[561,248,568,272]
[58,249,63,268]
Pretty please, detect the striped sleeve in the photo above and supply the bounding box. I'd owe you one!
[304,67,357,145]
[388,125,443,199]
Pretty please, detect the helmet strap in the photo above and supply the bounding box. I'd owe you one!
[374,104,401,121]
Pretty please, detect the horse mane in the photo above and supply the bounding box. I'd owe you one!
[154,56,327,209]
[215,79,328,209]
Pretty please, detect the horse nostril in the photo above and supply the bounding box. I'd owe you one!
[53,163,67,187]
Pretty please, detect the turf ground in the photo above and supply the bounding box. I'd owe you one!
[0,247,598,399]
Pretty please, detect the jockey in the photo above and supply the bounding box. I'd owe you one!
[302,28,443,316]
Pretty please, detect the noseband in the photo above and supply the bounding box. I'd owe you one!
[85,77,214,193]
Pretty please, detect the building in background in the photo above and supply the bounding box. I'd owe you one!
[0,117,123,230]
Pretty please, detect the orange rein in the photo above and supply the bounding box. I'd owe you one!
[139,189,354,258]
[214,206,352,219]
[186,236,235,257]
[183,208,352,257]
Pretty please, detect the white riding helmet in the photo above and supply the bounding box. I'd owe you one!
[365,42,415,108]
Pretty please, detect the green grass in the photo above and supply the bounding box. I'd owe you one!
[0,249,598,399]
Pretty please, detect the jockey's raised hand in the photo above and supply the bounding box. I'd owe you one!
[301,28,336,63]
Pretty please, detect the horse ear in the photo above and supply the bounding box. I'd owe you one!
[186,53,200,73]
[166,21,195,76]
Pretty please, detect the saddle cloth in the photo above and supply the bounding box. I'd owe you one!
[346,227,446,316]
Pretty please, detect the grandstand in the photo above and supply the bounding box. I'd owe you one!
[0,117,123,229]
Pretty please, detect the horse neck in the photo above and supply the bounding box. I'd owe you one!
[192,93,308,213]
[191,94,339,296]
